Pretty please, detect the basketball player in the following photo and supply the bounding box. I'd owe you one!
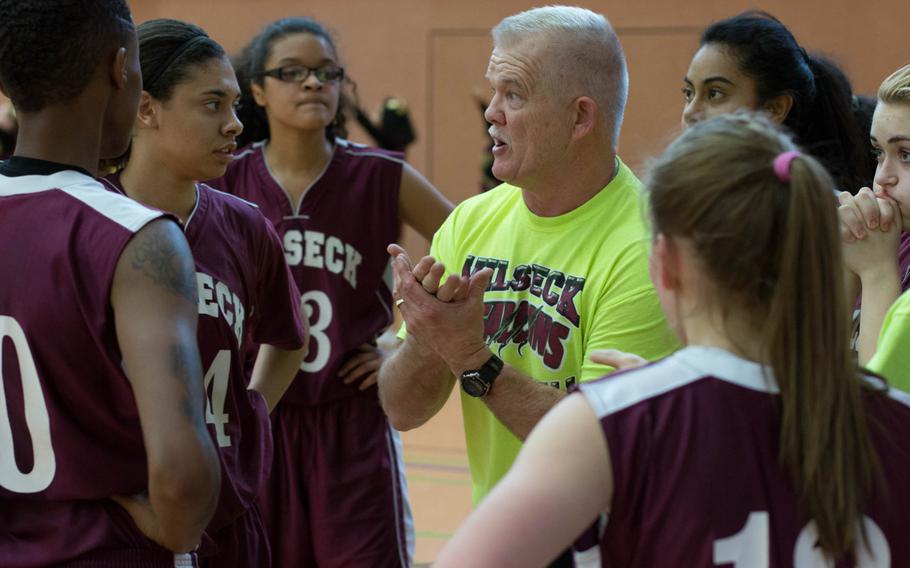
[0,1,220,566]
[433,113,910,567]
[101,19,308,567]
[681,11,872,192]
[837,64,910,367]
[214,17,453,567]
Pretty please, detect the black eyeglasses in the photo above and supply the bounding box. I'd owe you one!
[257,64,345,84]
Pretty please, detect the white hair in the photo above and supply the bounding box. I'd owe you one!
[492,5,629,145]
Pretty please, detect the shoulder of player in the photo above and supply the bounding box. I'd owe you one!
[864,373,910,411]
[216,140,266,184]
[196,182,275,237]
[196,183,279,254]
[37,173,163,233]
[579,347,772,419]
[199,181,260,212]
[335,137,404,159]
[333,138,408,175]
[231,140,267,163]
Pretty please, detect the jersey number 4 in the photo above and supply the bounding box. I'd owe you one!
[714,511,890,567]
[0,316,56,493]
[204,350,232,448]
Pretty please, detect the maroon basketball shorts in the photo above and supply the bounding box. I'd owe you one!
[200,503,270,568]
[258,395,414,567]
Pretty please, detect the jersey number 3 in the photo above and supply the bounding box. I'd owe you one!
[0,316,56,493]
[714,511,890,567]
[300,291,332,373]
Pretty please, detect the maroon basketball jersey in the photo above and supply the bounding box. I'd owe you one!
[211,139,401,405]
[0,165,185,565]
[579,346,910,567]
[102,175,305,530]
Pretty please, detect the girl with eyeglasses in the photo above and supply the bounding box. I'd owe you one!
[212,17,453,568]
[101,18,308,568]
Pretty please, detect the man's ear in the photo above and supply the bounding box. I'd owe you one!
[570,96,597,142]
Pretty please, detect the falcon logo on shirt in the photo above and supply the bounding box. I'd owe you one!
[462,255,584,370]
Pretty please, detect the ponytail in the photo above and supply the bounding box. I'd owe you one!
[799,55,874,191]
[647,112,882,561]
[766,153,879,558]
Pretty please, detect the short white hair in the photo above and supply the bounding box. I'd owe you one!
[492,5,629,146]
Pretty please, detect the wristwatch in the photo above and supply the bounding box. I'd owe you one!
[460,354,504,398]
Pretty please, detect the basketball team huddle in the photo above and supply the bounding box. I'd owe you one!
[0,1,908,567]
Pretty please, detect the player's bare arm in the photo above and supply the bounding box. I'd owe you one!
[250,342,309,412]
[337,342,386,391]
[435,394,613,567]
[337,168,449,396]
[128,220,198,302]
[398,163,453,241]
[838,191,903,362]
[111,218,221,552]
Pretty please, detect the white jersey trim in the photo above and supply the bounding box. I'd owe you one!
[173,552,196,567]
[203,182,260,210]
[883,381,910,409]
[582,346,909,419]
[580,346,776,419]
[232,139,266,161]
[0,170,162,232]
[385,426,415,567]
[335,137,408,166]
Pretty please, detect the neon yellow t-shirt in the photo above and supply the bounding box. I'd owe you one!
[868,290,910,393]
[422,158,679,503]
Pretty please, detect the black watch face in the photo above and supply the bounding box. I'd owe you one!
[462,372,488,397]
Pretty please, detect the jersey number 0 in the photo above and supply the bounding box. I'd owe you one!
[0,316,56,493]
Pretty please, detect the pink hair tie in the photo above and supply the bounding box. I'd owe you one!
[773,150,801,183]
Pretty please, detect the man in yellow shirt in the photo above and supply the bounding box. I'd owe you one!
[377,6,678,565]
